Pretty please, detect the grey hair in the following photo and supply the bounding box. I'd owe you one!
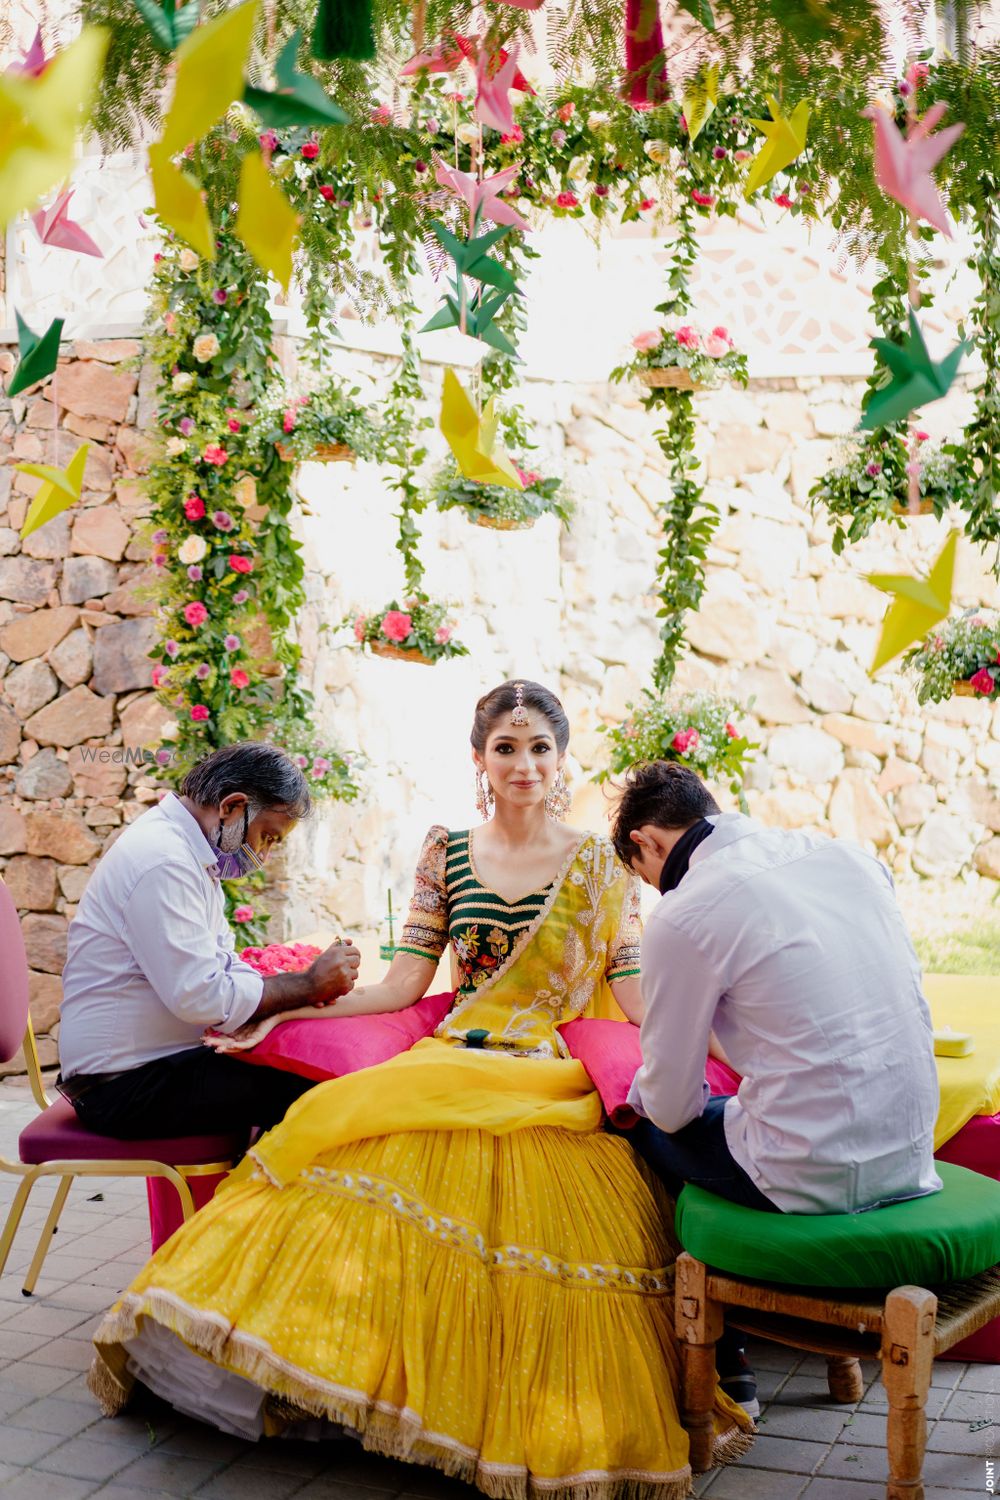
[179,742,312,818]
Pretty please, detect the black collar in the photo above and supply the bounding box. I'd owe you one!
[658,819,715,894]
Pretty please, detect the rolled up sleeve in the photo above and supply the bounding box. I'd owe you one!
[629,914,719,1135]
[121,862,263,1031]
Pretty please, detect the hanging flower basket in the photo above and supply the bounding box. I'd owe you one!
[369,640,436,665]
[952,679,978,696]
[637,367,704,392]
[474,514,535,531]
[891,498,935,516]
[595,690,758,799]
[276,440,354,464]
[904,613,1000,703]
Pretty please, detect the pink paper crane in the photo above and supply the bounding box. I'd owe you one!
[434,156,530,232]
[399,36,465,76]
[488,0,545,8]
[475,45,523,135]
[7,26,48,77]
[32,189,103,258]
[865,100,964,238]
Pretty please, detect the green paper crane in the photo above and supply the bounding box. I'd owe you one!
[7,311,64,397]
[421,220,520,357]
[861,311,968,430]
[133,0,200,54]
[244,29,349,129]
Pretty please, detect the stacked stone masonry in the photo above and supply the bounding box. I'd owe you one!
[1,335,997,1070]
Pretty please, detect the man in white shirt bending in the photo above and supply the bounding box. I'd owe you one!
[58,742,360,1139]
[611,760,941,1219]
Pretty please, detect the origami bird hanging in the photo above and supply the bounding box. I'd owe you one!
[159,0,258,155]
[474,45,522,135]
[7,311,64,397]
[0,26,108,227]
[32,188,102,257]
[243,29,349,129]
[133,0,200,54]
[743,95,811,199]
[440,369,523,489]
[434,157,530,232]
[148,141,216,260]
[865,100,964,238]
[861,311,967,430]
[8,26,48,76]
[682,64,718,143]
[421,220,520,355]
[867,529,957,674]
[235,151,300,292]
[17,444,90,541]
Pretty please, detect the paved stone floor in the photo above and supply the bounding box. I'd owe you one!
[0,1078,995,1500]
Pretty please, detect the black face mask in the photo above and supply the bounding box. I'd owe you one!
[658,819,715,895]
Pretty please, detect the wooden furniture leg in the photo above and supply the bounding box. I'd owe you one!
[826,1355,864,1403]
[676,1254,725,1473]
[882,1285,936,1500]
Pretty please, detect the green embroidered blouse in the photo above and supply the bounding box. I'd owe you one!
[397,827,642,993]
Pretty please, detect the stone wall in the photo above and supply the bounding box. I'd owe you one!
[0,338,168,1072]
[2,332,998,1070]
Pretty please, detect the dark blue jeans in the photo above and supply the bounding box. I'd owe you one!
[629,1095,780,1213]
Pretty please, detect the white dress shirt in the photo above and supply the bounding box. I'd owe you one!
[629,813,942,1214]
[59,794,264,1078]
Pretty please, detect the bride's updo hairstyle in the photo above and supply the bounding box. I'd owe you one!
[471,680,570,754]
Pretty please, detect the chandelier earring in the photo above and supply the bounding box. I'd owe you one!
[545,768,570,821]
[475,769,494,821]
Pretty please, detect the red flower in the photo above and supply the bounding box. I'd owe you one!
[202,444,228,466]
[190,704,210,722]
[229,554,254,574]
[301,141,319,160]
[969,668,995,696]
[640,197,656,211]
[725,722,738,739]
[230,668,250,689]
[232,905,254,922]
[184,493,205,520]
[500,126,523,145]
[381,610,413,643]
[690,189,715,208]
[227,417,241,432]
[319,184,335,201]
[773,192,794,209]
[183,601,208,627]
[671,727,700,754]
[151,665,168,688]
[557,101,575,122]
[556,191,579,208]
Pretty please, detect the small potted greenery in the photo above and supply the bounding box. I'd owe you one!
[265,378,380,464]
[616,323,748,393]
[904,612,1000,703]
[428,462,571,532]
[810,432,971,554]
[351,596,469,666]
[596,689,758,798]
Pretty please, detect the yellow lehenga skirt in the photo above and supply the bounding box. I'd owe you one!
[90,1046,753,1500]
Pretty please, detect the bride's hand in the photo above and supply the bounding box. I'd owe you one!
[202,1003,339,1053]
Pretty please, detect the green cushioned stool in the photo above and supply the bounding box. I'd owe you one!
[673,1162,1000,1500]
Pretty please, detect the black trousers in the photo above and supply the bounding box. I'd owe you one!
[62,1047,314,1140]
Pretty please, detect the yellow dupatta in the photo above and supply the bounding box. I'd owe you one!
[245,835,629,1189]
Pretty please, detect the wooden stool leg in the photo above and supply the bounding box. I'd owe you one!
[676,1253,726,1473]
[882,1285,936,1500]
[826,1355,864,1403]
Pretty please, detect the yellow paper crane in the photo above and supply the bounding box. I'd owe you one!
[682,65,718,145]
[0,27,108,228]
[743,95,811,200]
[17,444,90,541]
[160,0,259,155]
[440,369,523,490]
[867,529,957,675]
[149,141,216,260]
[235,151,300,293]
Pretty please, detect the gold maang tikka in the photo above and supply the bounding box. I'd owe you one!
[510,682,529,726]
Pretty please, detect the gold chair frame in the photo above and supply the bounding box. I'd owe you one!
[0,1017,233,1297]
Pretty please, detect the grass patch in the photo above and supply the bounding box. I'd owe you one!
[915,918,1000,976]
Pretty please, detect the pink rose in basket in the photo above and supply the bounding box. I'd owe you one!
[381,611,413,643]
[671,727,700,754]
[969,668,995,696]
[353,615,368,642]
[632,330,661,352]
[435,625,452,645]
[704,334,730,358]
[675,326,699,350]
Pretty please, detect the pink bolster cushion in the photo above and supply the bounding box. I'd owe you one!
[234,991,456,1082]
[558,1017,743,1127]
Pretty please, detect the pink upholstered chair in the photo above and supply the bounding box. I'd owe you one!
[0,879,242,1296]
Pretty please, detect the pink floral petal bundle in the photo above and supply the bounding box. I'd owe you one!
[239,942,322,976]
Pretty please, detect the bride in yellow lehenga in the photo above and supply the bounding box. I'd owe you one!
[89,680,753,1500]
